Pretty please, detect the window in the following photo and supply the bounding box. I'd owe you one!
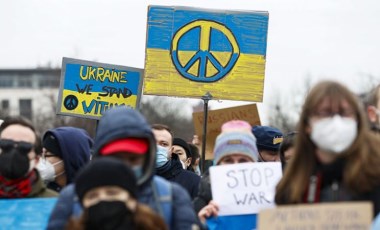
[0,76,14,88]
[19,99,32,120]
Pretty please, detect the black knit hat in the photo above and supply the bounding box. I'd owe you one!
[43,133,62,158]
[75,158,138,202]
[173,138,192,158]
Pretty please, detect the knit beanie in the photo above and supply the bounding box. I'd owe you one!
[213,120,259,164]
[75,158,138,203]
[172,138,192,158]
[42,133,62,158]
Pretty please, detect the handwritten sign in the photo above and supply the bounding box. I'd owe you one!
[144,6,269,101]
[258,202,373,230]
[0,198,58,230]
[57,57,143,119]
[210,162,282,216]
[192,104,261,159]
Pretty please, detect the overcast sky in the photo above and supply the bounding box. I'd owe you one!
[1,0,380,123]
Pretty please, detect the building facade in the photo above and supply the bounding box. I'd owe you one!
[0,68,61,122]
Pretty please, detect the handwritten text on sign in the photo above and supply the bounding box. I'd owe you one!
[210,162,282,216]
[258,202,373,230]
[57,57,143,119]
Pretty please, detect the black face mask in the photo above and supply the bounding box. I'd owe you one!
[85,201,135,230]
[0,147,30,179]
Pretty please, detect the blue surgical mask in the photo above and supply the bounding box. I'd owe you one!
[132,165,143,179]
[156,145,169,168]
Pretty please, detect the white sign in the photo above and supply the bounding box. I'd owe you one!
[210,162,282,216]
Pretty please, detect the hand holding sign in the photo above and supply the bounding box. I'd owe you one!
[210,162,282,216]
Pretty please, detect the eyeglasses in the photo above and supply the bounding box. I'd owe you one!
[41,149,57,160]
[0,139,34,154]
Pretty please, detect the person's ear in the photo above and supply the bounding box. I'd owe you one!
[186,157,192,167]
[367,106,378,123]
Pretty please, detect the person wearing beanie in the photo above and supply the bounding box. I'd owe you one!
[37,127,93,192]
[48,107,200,230]
[172,137,193,170]
[194,120,259,224]
[252,125,284,162]
[66,158,168,230]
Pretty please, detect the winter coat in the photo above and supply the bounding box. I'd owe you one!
[156,154,201,199]
[278,158,380,216]
[47,107,199,230]
[193,170,212,213]
[29,169,58,198]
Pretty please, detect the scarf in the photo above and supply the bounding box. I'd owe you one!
[0,170,35,198]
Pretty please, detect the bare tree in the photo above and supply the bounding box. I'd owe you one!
[140,95,195,142]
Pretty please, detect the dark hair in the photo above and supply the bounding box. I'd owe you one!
[279,131,297,166]
[0,116,42,156]
[188,143,200,166]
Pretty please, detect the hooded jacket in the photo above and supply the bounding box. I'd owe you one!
[43,127,93,191]
[47,107,199,230]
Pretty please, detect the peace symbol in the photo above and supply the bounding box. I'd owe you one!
[171,20,240,82]
[63,95,78,111]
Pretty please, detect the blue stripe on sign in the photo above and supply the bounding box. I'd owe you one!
[147,6,268,55]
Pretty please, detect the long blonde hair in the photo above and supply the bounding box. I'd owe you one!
[275,81,380,204]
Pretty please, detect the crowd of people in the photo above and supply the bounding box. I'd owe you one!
[1,80,380,229]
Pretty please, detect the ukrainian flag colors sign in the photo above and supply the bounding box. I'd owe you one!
[57,58,143,119]
[144,6,269,102]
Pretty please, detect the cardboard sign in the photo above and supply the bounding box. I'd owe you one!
[210,162,282,216]
[258,202,373,230]
[0,198,58,229]
[192,104,261,160]
[57,57,143,119]
[144,6,269,101]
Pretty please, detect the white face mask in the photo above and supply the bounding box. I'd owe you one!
[36,159,63,182]
[180,159,187,169]
[310,115,357,154]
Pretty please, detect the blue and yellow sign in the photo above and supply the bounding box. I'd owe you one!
[145,6,269,102]
[57,58,143,119]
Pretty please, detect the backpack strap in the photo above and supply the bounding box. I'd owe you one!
[152,176,173,228]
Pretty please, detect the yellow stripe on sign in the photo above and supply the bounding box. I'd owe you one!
[144,48,265,102]
[60,89,137,117]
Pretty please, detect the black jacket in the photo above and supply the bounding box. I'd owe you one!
[193,170,212,213]
[156,154,200,199]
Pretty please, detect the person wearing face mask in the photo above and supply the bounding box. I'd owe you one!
[66,157,167,230]
[154,132,201,199]
[172,137,194,171]
[364,84,380,133]
[0,116,57,198]
[37,127,93,192]
[48,107,200,230]
[194,120,259,226]
[275,81,380,216]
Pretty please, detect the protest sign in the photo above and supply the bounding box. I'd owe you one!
[210,162,282,216]
[258,202,373,230]
[192,104,261,159]
[0,198,57,230]
[57,57,143,119]
[144,6,269,101]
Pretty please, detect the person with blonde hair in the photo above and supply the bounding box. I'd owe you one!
[275,81,380,215]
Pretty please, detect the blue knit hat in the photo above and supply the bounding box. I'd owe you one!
[252,125,283,152]
[213,131,259,164]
